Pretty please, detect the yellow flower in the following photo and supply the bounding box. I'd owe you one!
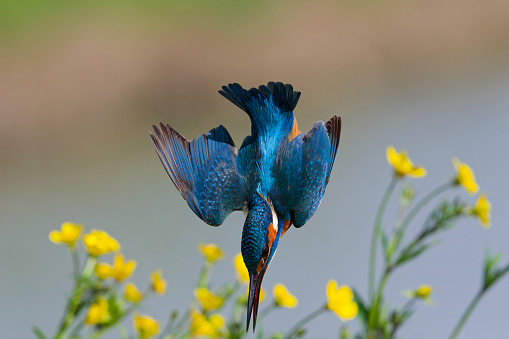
[453,158,479,195]
[273,284,298,308]
[49,222,83,248]
[234,253,249,284]
[471,194,491,228]
[85,297,110,325]
[326,280,358,321]
[404,284,434,304]
[199,243,225,263]
[194,288,224,312]
[386,146,426,178]
[415,285,432,298]
[125,282,143,303]
[151,270,167,295]
[94,263,112,280]
[94,254,136,282]
[190,310,225,338]
[134,314,159,339]
[83,229,120,257]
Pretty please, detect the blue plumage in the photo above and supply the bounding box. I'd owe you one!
[150,123,245,225]
[150,82,341,332]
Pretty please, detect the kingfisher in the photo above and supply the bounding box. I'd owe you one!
[150,82,341,332]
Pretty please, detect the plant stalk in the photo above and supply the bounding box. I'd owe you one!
[369,177,397,299]
[449,290,484,339]
[283,305,327,339]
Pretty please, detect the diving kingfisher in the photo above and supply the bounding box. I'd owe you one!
[150,82,341,332]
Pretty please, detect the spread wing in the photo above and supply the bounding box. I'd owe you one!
[150,123,247,226]
[276,115,341,227]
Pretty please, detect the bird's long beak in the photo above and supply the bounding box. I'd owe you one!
[246,269,266,333]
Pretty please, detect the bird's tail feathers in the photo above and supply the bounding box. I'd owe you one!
[219,82,300,113]
[219,82,301,136]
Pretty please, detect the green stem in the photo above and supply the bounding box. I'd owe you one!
[157,311,178,339]
[449,290,484,339]
[68,319,85,338]
[71,248,81,278]
[54,287,81,339]
[229,295,245,338]
[394,204,409,230]
[176,331,191,339]
[401,298,416,314]
[368,267,390,328]
[82,256,97,280]
[116,324,130,339]
[283,305,327,339]
[54,256,96,339]
[259,302,277,319]
[213,282,241,314]
[171,309,191,337]
[397,182,452,236]
[197,261,213,288]
[390,299,416,338]
[369,177,397,299]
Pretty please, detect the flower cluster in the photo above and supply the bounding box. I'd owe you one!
[44,231,359,339]
[47,224,166,339]
[386,146,491,227]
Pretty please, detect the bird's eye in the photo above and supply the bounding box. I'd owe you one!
[262,244,269,258]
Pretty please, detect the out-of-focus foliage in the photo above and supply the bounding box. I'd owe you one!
[0,0,263,36]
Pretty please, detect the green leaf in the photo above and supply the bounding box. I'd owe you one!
[396,240,439,266]
[106,293,124,325]
[483,251,509,290]
[32,327,48,339]
[422,199,466,234]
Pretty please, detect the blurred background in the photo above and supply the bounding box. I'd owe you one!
[1,0,509,337]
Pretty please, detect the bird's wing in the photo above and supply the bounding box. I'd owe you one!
[150,123,247,226]
[276,115,341,227]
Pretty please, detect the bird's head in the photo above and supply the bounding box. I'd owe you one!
[242,193,281,332]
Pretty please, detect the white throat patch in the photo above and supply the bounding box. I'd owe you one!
[268,200,278,232]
